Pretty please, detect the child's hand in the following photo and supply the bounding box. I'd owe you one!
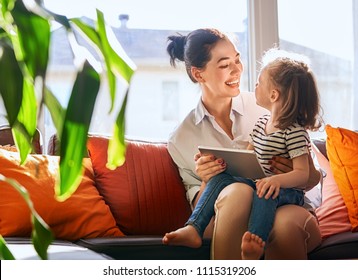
[256,177,280,199]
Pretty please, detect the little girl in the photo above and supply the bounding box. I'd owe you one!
[162,48,322,259]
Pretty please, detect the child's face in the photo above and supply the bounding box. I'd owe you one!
[254,69,272,110]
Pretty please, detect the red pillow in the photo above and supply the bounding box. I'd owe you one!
[87,136,191,235]
[0,149,124,240]
[313,143,352,238]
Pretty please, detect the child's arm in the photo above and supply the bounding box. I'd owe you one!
[256,154,309,199]
[272,154,310,188]
[247,143,254,150]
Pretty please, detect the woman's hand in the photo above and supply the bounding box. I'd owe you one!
[305,155,322,191]
[194,152,226,183]
[269,156,293,174]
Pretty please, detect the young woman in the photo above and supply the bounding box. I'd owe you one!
[163,48,323,260]
[162,28,322,259]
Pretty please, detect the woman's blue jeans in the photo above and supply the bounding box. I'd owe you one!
[186,172,304,241]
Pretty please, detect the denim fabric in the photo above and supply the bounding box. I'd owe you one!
[186,170,304,242]
[186,172,255,237]
[248,188,304,242]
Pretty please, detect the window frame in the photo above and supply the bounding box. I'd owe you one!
[248,0,357,130]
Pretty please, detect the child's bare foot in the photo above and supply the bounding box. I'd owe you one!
[162,225,202,248]
[241,231,265,260]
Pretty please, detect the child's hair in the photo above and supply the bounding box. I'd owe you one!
[260,48,323,131]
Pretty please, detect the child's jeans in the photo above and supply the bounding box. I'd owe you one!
[186,172,304,242]
[248,186,304,242]
[186,172,256,237]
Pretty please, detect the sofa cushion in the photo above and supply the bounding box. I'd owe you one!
[0,149,124,240]
[313,140,352,238]
[87,136,192,235]
[325,125,358,231]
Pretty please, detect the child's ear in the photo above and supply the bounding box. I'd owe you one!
[270,89,280,102]
[191,67,205,83]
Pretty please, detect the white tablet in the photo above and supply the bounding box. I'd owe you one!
[198,145,266,180]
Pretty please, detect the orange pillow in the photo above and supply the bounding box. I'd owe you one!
[313,143,352,238]
[0,149,124,240]
[87,136,192,235]
[325,125,358,231]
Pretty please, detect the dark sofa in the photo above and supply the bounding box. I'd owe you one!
[1,128,358,260]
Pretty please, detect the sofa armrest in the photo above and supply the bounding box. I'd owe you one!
[312,138,327,160]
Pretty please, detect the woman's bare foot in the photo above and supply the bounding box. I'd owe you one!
[241,231,265,260]
[162,225,202,248]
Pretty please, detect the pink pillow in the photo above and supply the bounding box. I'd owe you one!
[313,144,352,238]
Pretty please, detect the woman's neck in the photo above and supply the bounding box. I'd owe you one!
[202,96,234,139]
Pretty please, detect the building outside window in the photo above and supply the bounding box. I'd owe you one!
[0,0,356,148]
[162,81,179,122]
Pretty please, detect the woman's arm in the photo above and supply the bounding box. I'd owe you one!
[270,154,321,191]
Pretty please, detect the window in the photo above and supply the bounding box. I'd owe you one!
[277,0,356,137]
[3,0,355,148]
[162,81,179,122]
[44,0,250,142]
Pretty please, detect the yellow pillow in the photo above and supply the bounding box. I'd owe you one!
[325,125,358,231]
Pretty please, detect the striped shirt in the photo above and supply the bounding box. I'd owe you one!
[250,115,311,176]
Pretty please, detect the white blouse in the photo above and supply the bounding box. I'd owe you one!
[168,92,268,204]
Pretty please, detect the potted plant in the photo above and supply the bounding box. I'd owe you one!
[0,0,135,259]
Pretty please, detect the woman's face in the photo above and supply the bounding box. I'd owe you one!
[198,39,243,100]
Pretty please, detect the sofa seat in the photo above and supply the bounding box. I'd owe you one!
[1,129,358,260]
[76,236,211,260]
[308,231,358,260]
[4,237,111,260]
[76,232,358,260]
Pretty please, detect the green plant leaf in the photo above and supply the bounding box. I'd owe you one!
[12,77,38,163]
[0,235,15,260]
[12,0,50,78]
[96,10,135,82]
[70,18,101,47]
[96,10,135,112]
[44,87,65,139]
[0,41,23,126]
[71,10,136,170]
[57,61,100,201]
[0,174,54,260]
[71,10,136,113]
[0,1,48,163]
[31,211,53,260]
[107,88,128,169]
[0,0,16,15]
[29,0,71,30]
